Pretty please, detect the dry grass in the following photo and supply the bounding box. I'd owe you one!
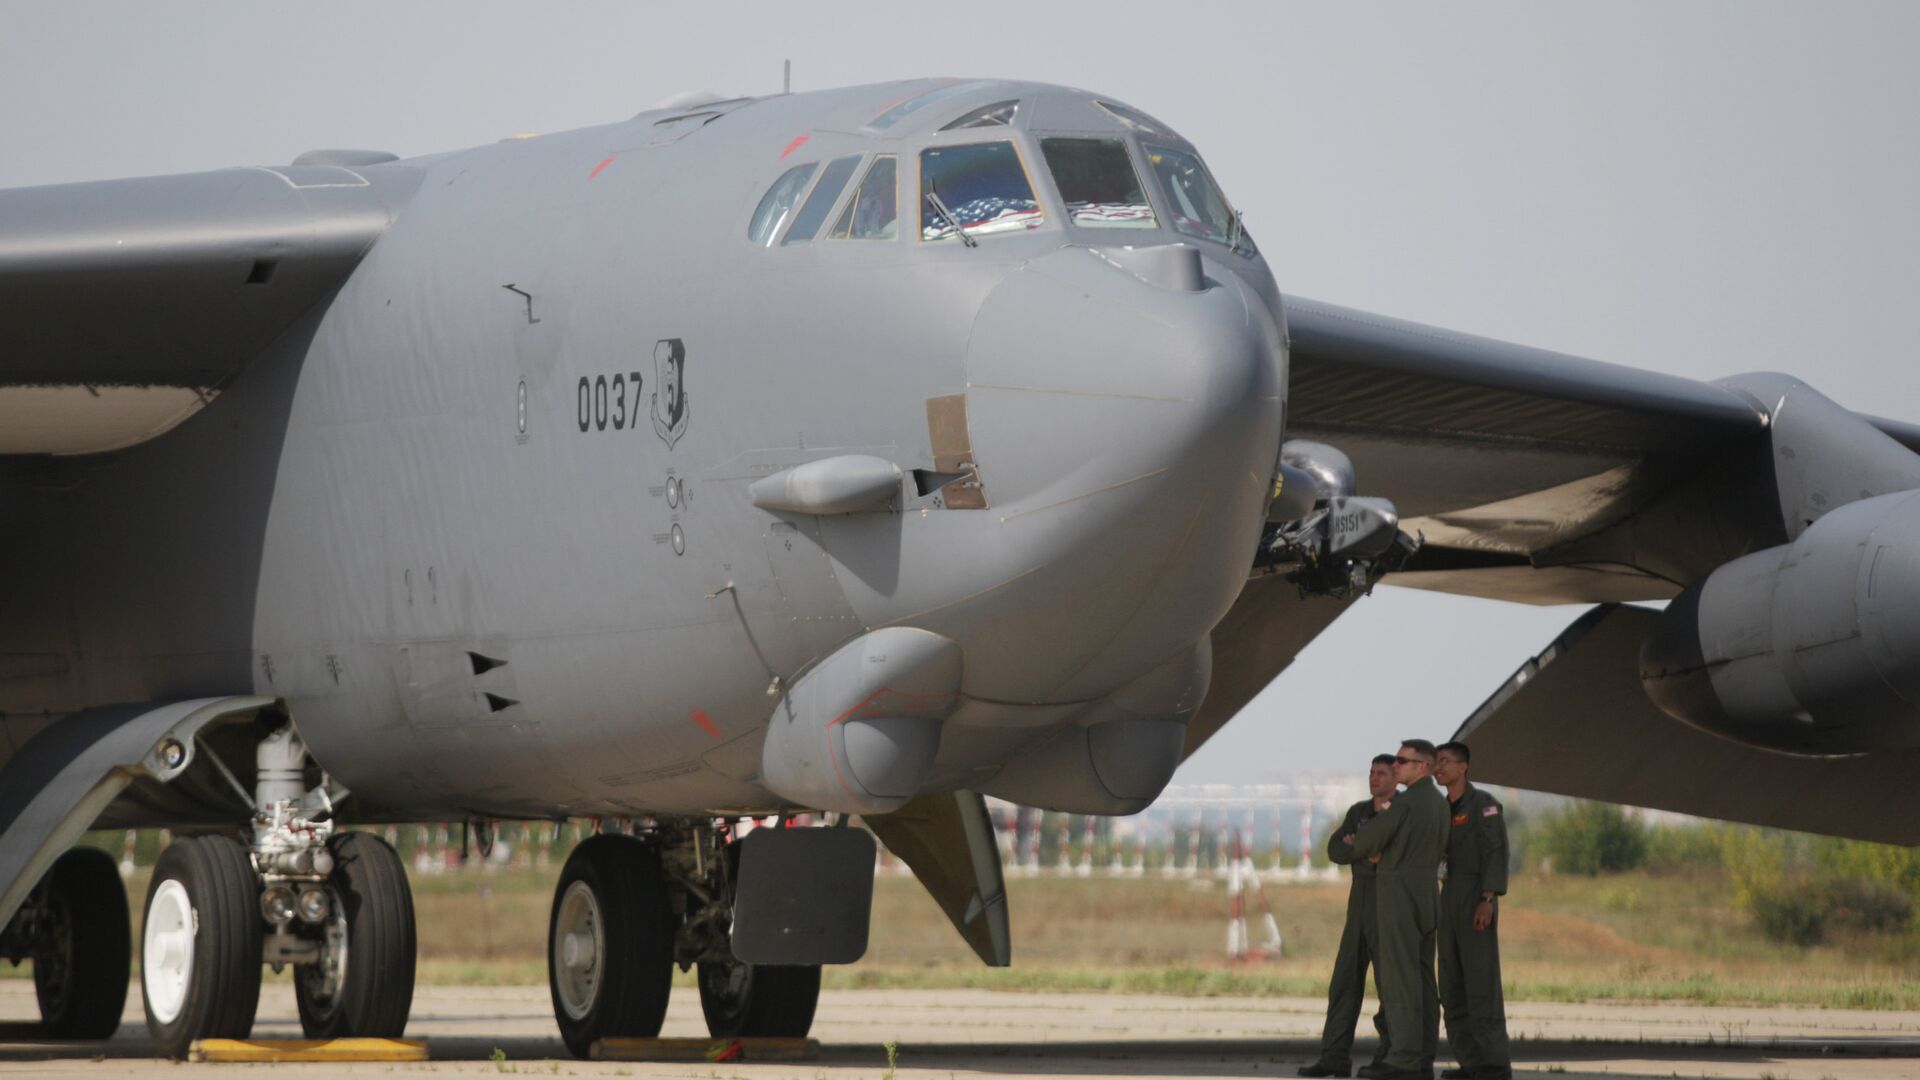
[19,857,1917,1009]
[401,865,1920,1007]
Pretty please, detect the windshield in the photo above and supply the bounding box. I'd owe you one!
[747,162,817,246]
[782,155,863,245]
[1041,137,1156,230]
[1143,144,1251,253]
[920,142,1044,241]
[830,155,898,240]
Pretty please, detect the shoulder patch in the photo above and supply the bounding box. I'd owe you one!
[1483,805,1500,817]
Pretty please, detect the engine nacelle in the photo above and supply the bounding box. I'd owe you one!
[1640,488,1920,753]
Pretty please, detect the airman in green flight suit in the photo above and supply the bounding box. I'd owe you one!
[1297,753,1398,1078]
[1352,739,1450,1080]
[1432,741,1512,1080]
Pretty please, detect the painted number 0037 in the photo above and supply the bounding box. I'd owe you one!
[577,373,644,433]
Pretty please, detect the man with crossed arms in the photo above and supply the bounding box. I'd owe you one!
[1351,739,1449,1080]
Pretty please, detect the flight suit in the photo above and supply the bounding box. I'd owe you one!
[1315,798,1390,1072]
[1352,776,1449,1075]
[1440,784,1511,1078]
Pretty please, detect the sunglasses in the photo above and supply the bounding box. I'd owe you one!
[1393,755,1430,766]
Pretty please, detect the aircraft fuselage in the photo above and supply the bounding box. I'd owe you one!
[2,80,1287,820]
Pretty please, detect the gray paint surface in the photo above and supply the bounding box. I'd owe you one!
[4,4,1918,784]
[0,4,1912,837]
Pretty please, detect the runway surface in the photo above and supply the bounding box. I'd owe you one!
[4,981,1918,1078]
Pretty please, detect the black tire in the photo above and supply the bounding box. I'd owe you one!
[33,846,131,1039]
[294,831,417,1038]
[140,834,263,1059]
[547,834,675,1059]
[696,960,820,1038]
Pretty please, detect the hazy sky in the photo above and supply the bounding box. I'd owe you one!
[4,3,1916,784]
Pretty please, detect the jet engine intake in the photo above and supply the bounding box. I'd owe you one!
[1640,488,1920,753]
[760,628,962,814]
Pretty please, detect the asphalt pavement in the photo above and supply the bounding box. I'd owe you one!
[3,981,1918,1078]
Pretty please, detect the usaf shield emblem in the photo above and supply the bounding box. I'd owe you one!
[652,338,689,449]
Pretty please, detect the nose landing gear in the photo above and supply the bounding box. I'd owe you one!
[547,834,675,1059]
[544,822,829,1059]
[696,959,821,1038]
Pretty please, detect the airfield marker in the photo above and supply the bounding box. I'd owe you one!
[188,1038,428,1063]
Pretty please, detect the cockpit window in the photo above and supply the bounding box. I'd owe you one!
[748,162,817,246]
[829,155,898,240]
[1143,144,1253,253]
[941,100,1019,130]
[1095,100,1176,138]
[782,155,863,245]
[1041,138,1156,230]
[869,80,997,130]
[920,142,1044,242]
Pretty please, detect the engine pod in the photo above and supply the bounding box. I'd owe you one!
[760,627,962,814]
[1641,488,1920,753]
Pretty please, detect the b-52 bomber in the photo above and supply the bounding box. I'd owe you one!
[4,77,1919,1057]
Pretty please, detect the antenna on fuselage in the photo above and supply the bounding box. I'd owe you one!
[783,59,791,94]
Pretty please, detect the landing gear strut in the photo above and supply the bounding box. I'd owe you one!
[135,724,417,1057]
[544,822,829,1059]
[684,832,820,1038]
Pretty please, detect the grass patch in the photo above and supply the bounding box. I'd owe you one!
[41,854,1920,1009]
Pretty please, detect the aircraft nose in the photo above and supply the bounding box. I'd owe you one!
[958,245,1284,701]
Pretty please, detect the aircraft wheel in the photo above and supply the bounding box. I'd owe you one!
[548,834,674,1059]
[33,846,131,1039]
[697,960,820,1038]
[295,832,417,1038]
[141,834,262,1059]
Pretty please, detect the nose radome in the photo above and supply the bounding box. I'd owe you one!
[956,246,1283,702]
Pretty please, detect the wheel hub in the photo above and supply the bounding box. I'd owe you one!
[552,881,604,1021]
[142,879,195,1025]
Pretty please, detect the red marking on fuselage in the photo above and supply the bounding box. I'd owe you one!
[587,155,616,179]
[778,133,811,159]
[691,709,722,738]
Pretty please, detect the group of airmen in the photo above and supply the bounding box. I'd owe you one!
[1299,739,1511,1080]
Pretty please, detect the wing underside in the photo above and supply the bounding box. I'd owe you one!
[1283,295,1782,604]
[1204,295,1920,845]
[0,164,416,454]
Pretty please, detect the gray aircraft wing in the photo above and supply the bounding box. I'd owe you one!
[1282,295,1770,604]
[0,160,417,454]
[1254,296,1920,843]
